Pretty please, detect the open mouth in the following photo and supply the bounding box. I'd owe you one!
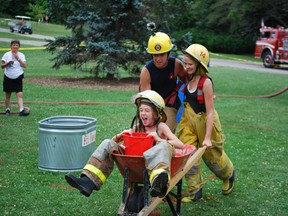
[141,117,148,125]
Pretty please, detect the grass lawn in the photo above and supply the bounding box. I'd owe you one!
[0,23,288,215]
[0,18,71,37]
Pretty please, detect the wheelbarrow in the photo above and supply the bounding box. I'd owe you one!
[112,144,206,216]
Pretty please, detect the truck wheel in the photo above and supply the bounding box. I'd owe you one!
[10,28,14,32]
[262,51,274,68]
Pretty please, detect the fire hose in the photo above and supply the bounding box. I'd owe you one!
[0,87,287,114]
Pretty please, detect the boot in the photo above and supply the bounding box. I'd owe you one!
[65,173,96,197]
[222,169,235,195]
[181,188,203,203]
[150,172,169,198]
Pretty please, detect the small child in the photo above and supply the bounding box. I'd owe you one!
[65,90,184,198]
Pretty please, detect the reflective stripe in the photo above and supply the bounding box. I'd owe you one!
[83,164,106,184]
[149,168,170,184]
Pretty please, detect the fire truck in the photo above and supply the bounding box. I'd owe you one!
[254,25,288,68]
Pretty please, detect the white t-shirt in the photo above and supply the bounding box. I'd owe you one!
[1,51,26,79]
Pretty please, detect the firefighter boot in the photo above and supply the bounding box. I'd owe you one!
[222,169,235,195]
[181,188,203,203]
[65,173,99,197]
[150,171,169,198]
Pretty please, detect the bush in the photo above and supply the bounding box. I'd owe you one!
[174,29,255,54]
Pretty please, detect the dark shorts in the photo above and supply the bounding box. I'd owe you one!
[3,74,24,93]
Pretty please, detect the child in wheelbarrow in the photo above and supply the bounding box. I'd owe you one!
[65,90,184,198]
[177,44,235,202]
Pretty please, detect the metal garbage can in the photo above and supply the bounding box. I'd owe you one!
[38,116,97,172]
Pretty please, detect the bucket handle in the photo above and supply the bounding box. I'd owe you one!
[126,137,149,148]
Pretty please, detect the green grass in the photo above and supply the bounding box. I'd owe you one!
[0,32,44,41]
[0,42,38,49]
[1,24,288,216]
[210,52,262,63]
[29,22,71,37]
[0,18,71,37]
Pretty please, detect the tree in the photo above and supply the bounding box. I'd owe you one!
[47,0,74,24]
[151,0,288,54]
[47,0,150,78]
[0,0,35,17]
[27,1,46,22]
[0,0,48,19]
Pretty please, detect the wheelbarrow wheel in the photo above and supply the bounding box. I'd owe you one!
[126,185,144,213]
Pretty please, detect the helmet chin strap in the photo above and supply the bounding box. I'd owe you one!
[154,115,162,126]
[130,115,137,130]
[131,113,161,132]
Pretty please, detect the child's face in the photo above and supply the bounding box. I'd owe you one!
[139,103,157,127]
[184,55,198,76]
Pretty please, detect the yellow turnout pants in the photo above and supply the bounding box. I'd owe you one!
[164,106,178,133]
[177,102,234,195]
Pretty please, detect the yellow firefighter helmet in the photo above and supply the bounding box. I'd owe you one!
[182,44,210,75]
[146,32,174,54]
[131,90,167,123]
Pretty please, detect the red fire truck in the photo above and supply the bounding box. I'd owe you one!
[254,24,288,68]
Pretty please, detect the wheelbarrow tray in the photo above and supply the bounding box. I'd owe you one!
[113,144,196,183]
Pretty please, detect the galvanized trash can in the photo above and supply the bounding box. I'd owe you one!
[38,116,97,172]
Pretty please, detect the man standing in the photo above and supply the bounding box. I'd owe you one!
[139,32,186,132]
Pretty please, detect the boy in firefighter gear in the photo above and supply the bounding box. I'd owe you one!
[139,27,186,133]
[177,44,235,202]
[65,90,184,198]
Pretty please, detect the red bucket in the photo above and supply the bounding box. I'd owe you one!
[121,132,154,156]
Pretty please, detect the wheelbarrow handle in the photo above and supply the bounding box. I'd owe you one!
[138,146,206,216]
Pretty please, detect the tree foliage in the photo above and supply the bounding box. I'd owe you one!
[164,0,288,53]
[0,0,35,18]
[46,0,151,78]
[5,0,286,75]
[27,2,46,22]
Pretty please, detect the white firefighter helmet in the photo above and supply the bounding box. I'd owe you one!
[131,90,167,123]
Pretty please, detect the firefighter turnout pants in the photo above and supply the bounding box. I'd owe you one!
[165,106,178,133]
[81,139,175,189]
[177,102,234,195]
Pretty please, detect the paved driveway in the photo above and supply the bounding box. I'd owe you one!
[209,58,288,75]
[0,27,53,46]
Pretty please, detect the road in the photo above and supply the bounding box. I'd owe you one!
[0,27,53,46]
[209,58,288,75]
[0,27,287,74]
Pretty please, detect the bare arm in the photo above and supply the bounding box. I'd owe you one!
[202,79,214,148]
[139,66,151,92]
[148,122,184,149]
[1,60,14,69]
[13,53,27,68]
[112,128,134,143]
[174,58,186,83]
[17,59,27,68]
